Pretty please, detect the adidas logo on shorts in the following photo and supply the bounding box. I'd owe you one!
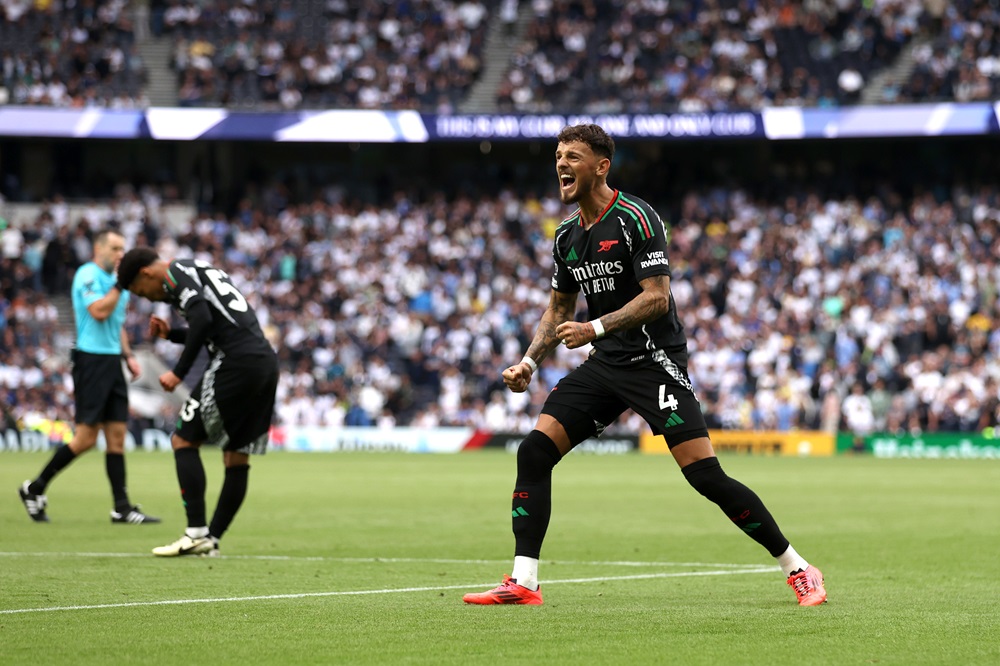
[663,412,685,428]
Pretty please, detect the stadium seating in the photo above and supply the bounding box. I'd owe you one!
[166,0,492,109]
[496,0,914,112]
[0,0,147,107]
[2,184,999,436]
[1,0,968,111]
[900,0,1000,103]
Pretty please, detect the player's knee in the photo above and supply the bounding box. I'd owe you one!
[680,456,732,501]
[516,430,563,483]
[541,404,597,445]
[171,433,197,451]
[223,451,250,468]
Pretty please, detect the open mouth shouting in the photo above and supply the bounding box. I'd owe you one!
[559,172,577,198]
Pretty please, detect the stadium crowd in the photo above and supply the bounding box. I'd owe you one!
[9,0,999,112]
[166,0,491,110]
[0,0,147,107]
[498,0,923,113]
[2,180,1000,438]
[900,0,1000,103]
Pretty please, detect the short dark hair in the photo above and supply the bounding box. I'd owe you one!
[557,123,615,162]
[118,247,159,290]
[94,228,123,246]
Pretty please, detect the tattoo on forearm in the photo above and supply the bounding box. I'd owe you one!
[525,321,558,363]
[526,292,577,364]
[601,276,671,335]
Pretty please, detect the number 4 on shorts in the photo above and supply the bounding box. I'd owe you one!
[658,385,678,411]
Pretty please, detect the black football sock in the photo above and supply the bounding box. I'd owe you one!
[209,464,250,541]
[682,457,790,557]
[105,452,132,512]
[30,444,77,494]
[512,430,563,559]
[174,447,207,528]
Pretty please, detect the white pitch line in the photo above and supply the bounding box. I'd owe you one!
[0,551,778,569]
[0,568,776,615]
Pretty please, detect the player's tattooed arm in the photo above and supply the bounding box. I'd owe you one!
[599,275,672,334]
[526,289,578,364]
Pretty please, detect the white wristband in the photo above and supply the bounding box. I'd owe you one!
[590,318,605,339]
[520,356,538,373]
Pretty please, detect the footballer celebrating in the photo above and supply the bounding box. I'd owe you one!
[117,248,279,557]
[463,124,827,607]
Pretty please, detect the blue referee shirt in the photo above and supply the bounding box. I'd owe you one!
[72,262,129,354]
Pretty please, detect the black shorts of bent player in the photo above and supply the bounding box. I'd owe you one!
[174,352,279,455]
[541,351,708,448]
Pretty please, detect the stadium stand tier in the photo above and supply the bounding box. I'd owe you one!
[7,0,992,111]
[2,182,999,436]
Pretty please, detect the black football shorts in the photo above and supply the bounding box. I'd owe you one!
[175,352,279,454]
[72,350,129,425]
[541,350,709,448]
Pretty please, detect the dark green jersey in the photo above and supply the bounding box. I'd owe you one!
[551,190,687,365]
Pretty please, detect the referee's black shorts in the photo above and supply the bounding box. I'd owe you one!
[71,350,129,425]
[541,350,709,449]
[175,352,279,455]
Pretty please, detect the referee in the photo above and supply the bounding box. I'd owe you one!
[18,229,160,524]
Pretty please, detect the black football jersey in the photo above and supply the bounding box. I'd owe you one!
[164,258,273,360]
[551,190,687,364]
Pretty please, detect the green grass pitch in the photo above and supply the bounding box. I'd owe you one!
[1,449,998,665]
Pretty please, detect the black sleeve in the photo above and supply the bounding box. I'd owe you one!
[171,300,212,380]
[166,328,188,344]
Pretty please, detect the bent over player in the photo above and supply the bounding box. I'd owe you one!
[117,248,279,556]
[463,124,826,607]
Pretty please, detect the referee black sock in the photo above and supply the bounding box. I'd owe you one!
[681,457,790,557]
[30,444,77,494]
[209,464,250,541]
[512,430,563,559]
[174,447,207,528]
[105,452,132,512]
